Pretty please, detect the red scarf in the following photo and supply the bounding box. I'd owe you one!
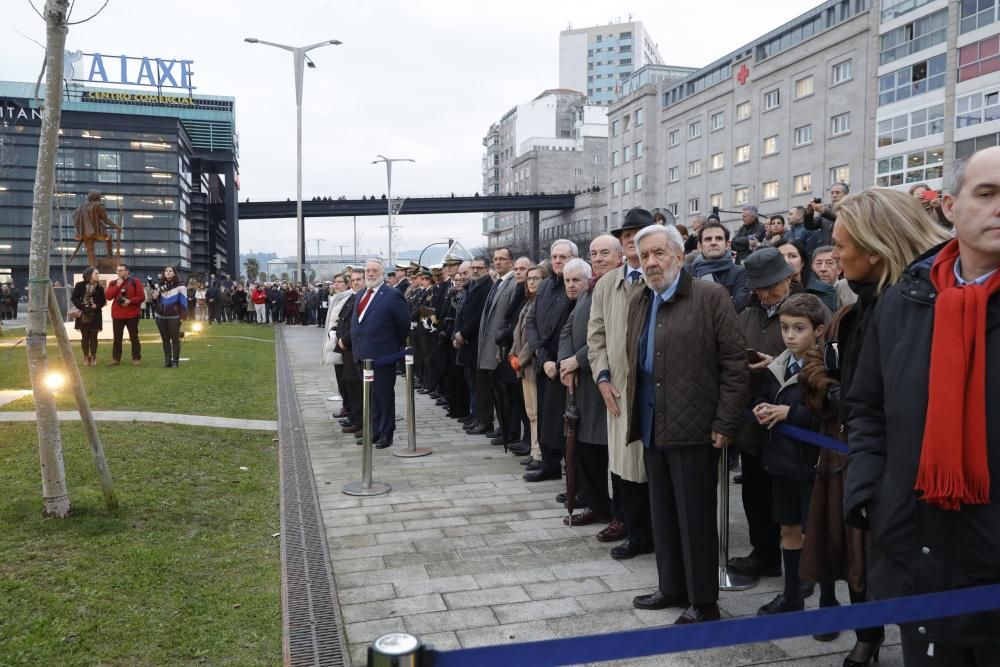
[915,240,1000,511]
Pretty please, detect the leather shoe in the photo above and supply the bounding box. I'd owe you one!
[524,460,543,471]
[462,420,483,432]
[485,429,503,439]
[445,412,466,419]
[466,423,493,435]
[508,445,530,457]
[338,419,352,427]
[459,415,478,424]
[555,492,585,506]
[341,424,362,433]
[333,408,349,418]
[610,537,654,560]
[757,593,804,615]
[374,436,393,449]
[595,519,627,543]
[800,581,815,599]
[632,590,689,610]
[522,468,560,482]
[519,456,535,466]
[674,603,720,624]
[727,555,781,577]
[563,509,611,526]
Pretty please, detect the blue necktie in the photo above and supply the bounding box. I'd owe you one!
[643,294,661,372]
[786,360,800,381]
[629,270,641,285]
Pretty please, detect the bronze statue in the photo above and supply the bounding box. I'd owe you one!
[70,190,122,267]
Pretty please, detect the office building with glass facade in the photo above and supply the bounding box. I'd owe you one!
[0,81,238,287]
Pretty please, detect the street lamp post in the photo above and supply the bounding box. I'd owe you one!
[245,36,341,285]
[372,155,414,267]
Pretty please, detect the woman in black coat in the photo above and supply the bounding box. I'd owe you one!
[71,266,106,366]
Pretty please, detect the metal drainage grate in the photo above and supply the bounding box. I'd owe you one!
[276,329,349,666]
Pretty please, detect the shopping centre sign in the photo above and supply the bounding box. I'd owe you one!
[64,50,195,92]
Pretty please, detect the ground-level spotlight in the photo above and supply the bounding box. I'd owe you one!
[191,322,203,333]
[44,371,66,391]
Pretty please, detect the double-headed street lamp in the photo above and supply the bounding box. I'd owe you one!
[245,36,341,285]
[372,155,414,267]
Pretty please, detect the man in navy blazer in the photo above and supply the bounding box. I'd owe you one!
[350,258,410,448]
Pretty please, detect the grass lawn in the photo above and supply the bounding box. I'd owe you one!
[0,321,277,420]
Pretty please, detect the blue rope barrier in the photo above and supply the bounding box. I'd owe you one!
[431,584,1000,667]
[774,422,850,454]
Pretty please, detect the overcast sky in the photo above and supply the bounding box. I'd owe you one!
[5,0,821,259]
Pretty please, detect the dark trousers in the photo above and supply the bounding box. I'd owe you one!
[156,317,181,362]
[476,368,495,427]
[494,379,519,440]
[462,365,477,418]
[576,442,611,517]
[317,307,327,328]
[447,362,468,417]
[740,450,781,566]
[334,364,346,402]
[112,316,141,361]
[901,635,999,666]
[644,445,719,606]
[80,331,98,357]
[612,472,653,547]
[359,362,396,440]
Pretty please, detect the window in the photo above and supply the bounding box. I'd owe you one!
[959,35,1000,83]
[736,101,751,121]
[688,159,702,177]
[688,197,700,214]
[961,0,1000,34]
[795,75,814,99]
[735,144,750,163]
[623,114,631,131]
[794,125,813,146]
[635,108,644,125]
[710,193,723,210]
[831,60,852,85]
[957,90,1000,128]
[956,131,1000,159]
[711,152,724,170]
[793,173,812,194]
[623,178,631,194]
[667,202,679,216]
[876,147,944,186]
[762,180,779,200]
[611,181,620,196]
[878,54,946,106]
[880,104,945,146]
[764,88,781,111]
[635,173,644,190]
[668,129,680,146]
[879,9,947,65]
[763,135,778,155]
[669,166,680,182]
[612,119,621,136]
[624,145,632,162]
[831,112,852,136]
[97,151,120,183]
[635,141,644,158]
[882,0,936,23]
[689,120,702,139]
[734,186,750,205]
[830,164,851,185]
[711,111,725,131]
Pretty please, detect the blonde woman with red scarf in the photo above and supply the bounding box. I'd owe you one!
[797,187,951,666]
[843,152,1000,665]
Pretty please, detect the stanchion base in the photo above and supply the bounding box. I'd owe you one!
[342,481,392,497]
[392,447,432,458]
[326,395,342,401]
[719,566,758,591]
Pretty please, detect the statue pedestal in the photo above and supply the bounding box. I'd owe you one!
[63,273,120,341]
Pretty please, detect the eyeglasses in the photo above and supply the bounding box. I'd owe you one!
[526,276,543,282]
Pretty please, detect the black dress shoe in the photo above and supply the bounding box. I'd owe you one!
[490,436,515,446]
[508,445,530,457]
[727,555,781,577]
[338,419,352,427]
[523,468,561,482]
[459,415,477,424]
[519,456,535,466]
[674,603,720,624]
[462,420,483,432]
[374,436,393,449]
[466,423,493,435]
[632,590,689,610]
[485,429,503,439]
[524,460,543,471]
[555,492,586,506]
[341,424,362,433]
[610,537,654,560]
[435,399,449,406]
[757,592,805,615]
[445,412,466,419]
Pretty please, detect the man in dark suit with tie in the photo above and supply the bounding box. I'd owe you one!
[453,258,492,431]
[348,258,410,449]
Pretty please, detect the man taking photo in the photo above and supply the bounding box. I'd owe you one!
[104,263,144,366]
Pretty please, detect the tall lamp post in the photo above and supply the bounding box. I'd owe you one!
[372,155,414,267]
[245,36,341,285]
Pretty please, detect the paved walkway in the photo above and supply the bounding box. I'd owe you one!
[0,409,277,431]
[281,326,903,666]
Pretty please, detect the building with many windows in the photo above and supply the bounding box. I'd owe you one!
[559,21,666,106]
[0,80,238,287]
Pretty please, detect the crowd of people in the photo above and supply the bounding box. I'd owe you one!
[180,278,332,326]
[323,147,1000,666]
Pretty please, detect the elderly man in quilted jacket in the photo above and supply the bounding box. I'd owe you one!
[625,224,748,624]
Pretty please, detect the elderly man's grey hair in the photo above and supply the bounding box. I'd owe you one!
[365,257,384,268]
[562,257,593,281]
[550,239,579,257]
[633,223,685,255]
[950,158,969,196]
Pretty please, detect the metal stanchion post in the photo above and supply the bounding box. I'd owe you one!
[393,350,431,458]
[368,633,428,666]
[344,359,391,496]
[718,446,757,591]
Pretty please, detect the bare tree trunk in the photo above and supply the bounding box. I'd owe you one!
[27,0,72,518]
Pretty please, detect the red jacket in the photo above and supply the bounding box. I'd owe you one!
[104,276,144,320]
[251,288,267,305]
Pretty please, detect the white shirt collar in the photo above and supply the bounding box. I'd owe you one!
[954,258,998,286]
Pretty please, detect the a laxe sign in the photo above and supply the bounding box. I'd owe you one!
[64,50,195,91]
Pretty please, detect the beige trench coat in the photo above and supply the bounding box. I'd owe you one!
[587,267,646,483]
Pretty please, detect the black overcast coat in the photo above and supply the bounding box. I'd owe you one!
[844,243,1000,648]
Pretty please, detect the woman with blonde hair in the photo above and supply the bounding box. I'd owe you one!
[798,187,950,666]
[510,263,548,467]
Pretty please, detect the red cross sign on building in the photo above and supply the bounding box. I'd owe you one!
[736,63,750,85]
